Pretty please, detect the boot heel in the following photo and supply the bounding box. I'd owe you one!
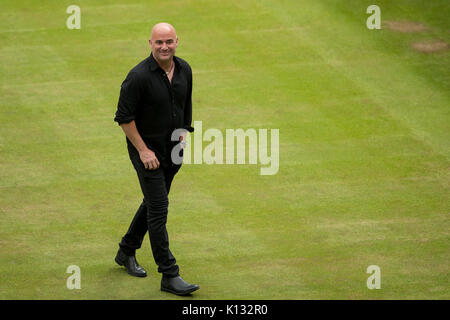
[115,256,123,266]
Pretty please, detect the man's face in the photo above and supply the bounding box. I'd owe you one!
[149,25,178,63]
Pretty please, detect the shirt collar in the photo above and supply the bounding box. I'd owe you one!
[148,53,182,72]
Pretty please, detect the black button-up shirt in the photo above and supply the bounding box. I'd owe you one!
[114,53,194,165]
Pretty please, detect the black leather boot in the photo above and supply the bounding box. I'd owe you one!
[115,248,147,277]
[161,275,199,296]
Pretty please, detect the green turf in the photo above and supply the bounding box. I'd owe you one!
[0,0,449,299]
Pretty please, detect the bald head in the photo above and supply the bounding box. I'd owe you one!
[151,22,177,39]
[149,23,178,65]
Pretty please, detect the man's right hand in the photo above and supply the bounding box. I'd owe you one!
[119,121,160,170]
[139,148,160,170]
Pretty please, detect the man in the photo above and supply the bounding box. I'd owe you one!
[113,22,199,296]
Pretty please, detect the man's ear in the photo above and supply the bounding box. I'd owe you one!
[148,39,152,47]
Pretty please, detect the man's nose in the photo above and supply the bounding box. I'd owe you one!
[161,43,168,50]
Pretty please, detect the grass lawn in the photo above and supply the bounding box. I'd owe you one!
[0,0,449,299]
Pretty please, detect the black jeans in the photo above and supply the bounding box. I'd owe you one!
[119,142,181,278]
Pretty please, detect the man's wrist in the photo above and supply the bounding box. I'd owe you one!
[135,142,150,154]
[138,147,150,155]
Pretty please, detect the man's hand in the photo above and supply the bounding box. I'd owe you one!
[179,131,187,149]
[119,121,160,170]
[139,148,160,170]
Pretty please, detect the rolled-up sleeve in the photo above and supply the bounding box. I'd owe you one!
[183,66,194,133]
[114,72,141,125]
